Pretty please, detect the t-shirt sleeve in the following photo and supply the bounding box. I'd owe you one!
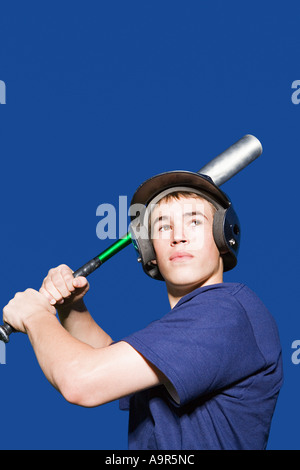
[121,290,266,406]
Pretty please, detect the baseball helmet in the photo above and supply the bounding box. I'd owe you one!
[129,170,240,280]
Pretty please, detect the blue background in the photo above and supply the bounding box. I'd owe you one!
[0,0,299,450]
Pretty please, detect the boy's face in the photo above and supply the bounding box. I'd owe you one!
[150,195,223,291]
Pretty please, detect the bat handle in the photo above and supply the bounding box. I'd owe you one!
[0,323,14,343]
[0,257,103,344]
[0,234,132,344]
[73,256,102,278]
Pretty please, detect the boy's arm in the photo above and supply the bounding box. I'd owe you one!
[56,298,113,348]
[39,265,112,348]
[2,289,169,407]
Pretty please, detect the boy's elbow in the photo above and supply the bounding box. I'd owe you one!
[57,363,105,408]
[60,377,85,407]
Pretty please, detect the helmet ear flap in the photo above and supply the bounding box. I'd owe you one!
[129,214,164,281]
[213,207,228,254]
[213,205,241,271]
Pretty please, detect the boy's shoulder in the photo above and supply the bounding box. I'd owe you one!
[171,282,271,328]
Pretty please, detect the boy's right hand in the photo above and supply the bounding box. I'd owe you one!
[39,264,90,307]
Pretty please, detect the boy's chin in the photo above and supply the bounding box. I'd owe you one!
[163,267,220,289]
[165,273,207,289]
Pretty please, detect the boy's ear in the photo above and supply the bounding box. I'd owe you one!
[150,259,157,265]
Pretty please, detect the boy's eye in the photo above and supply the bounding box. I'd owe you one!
[159,224,171,232]
[191,219,202,226]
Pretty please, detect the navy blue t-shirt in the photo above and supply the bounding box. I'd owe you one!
[120,283,283,450]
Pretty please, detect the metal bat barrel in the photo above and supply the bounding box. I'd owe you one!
[199,134,262,185]
[0,134,262,343]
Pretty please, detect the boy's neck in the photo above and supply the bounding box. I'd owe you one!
[167,274,223,309]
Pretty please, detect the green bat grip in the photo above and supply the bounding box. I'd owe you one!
[0,233,133,343]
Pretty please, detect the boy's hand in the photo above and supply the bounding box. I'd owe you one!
[39,264,90,307]
[3,288,56,333]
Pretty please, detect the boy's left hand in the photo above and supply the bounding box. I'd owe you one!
[3,288,56,333]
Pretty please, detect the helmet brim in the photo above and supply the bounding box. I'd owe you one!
[130,170,230,212]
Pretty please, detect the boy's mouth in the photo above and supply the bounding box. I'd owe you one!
[169,251,194,262]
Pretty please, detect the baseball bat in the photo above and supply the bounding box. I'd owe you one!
[0,134,262,343]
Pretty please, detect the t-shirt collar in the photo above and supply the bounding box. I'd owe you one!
[173,282,226,309]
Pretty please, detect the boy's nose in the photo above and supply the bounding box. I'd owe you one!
[170,227,188,246]
[171,238,188,246]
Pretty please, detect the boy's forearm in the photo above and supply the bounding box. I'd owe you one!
[24,312,93,397]
[57,299,113,348]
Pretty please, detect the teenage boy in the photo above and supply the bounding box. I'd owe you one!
[2,171,283,450]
